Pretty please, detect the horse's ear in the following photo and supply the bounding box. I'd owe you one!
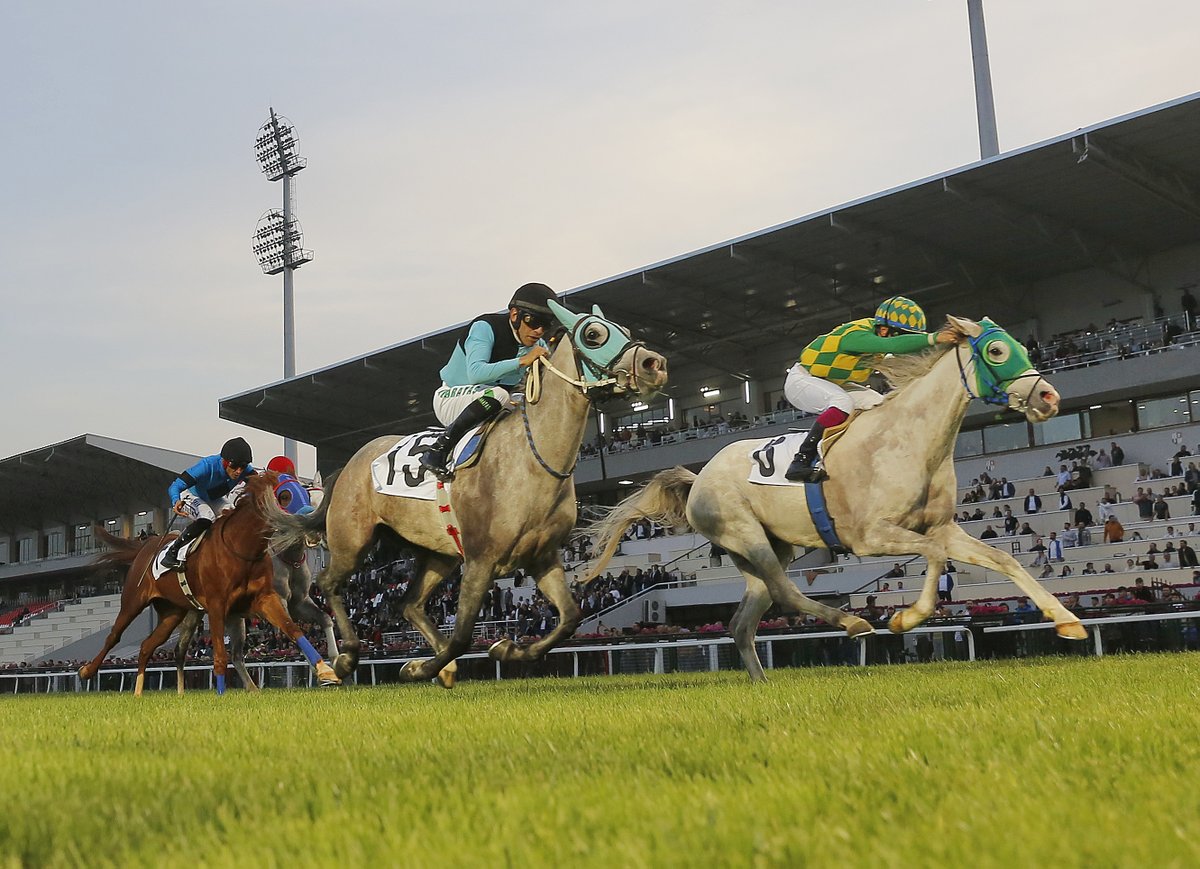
[549,298,583,329]
[947,315,983,338]
[592,303,605,318]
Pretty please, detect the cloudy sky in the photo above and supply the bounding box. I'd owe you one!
[2,1,1196,474]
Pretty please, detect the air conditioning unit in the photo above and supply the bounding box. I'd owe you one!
[643,599,664,623]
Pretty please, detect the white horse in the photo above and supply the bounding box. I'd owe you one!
[585,316,1086,682]
[272,300,668,685]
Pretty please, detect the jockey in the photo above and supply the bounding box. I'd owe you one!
[418,282,558,480]
[783,296,956,482]
[161,437,256,570]
[266,455,315,515]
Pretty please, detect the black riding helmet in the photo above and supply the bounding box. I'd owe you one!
[220,437,253,469]
[509,283,558,328]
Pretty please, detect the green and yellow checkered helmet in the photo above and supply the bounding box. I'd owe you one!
[874,296,927,334]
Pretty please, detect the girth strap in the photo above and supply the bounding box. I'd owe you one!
[804,481,850,556]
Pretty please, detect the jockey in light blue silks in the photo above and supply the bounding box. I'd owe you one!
[418,282,560,480]
[161,437,257,570]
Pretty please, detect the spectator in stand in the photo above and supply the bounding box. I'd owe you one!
[1141,551,1160,571]
[1082,562,1097,575]
[999,477,1016,499]
[1094,448,1112,469]
[1133,488,1153,520]
[1047,532,1064,563]
[884,563,905,578]
[1183,285,1198,331]
[1111,442,1125,466]
[1041,465,1054,477]
[1074,502,1094,527]
[1024,489,1043,514]
[1059,564,1074,577]
[1154,495,1171,521]
[1185,462,1200,494]
[1133,577,1155,603]
[1029,534,1048,566]
[937,569,954,602]
[1193,486,1200,516]
[1103,515,1125,544]
[1102,563,1116,574]
[1056,465,1071,488]
[1178,539,1198,569]
[1057,486,1073,512]
[1038,564,1055,579]
[980,525,998,540]
[1061,523,1080,548]
[1162,552,1177,570]
[1003,506,1019,536]
[1097,496,1118,523]
[1019,522,1035,536]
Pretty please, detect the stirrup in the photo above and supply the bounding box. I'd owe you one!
[418,450,454,482]
[784,453,819,482]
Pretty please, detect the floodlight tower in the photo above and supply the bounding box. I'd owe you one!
[253,108,313,465]
[967,0,1000,159]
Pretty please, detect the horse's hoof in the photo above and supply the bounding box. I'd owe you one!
[435,660,457,690]
[845,617,875,639]
[399,659,426,682]
[316,661,341,687]
[176,682,185,696]
[489,638,515,661]
[332,652,356,680]
[78,665,94,681]
[1055,621,1087,640]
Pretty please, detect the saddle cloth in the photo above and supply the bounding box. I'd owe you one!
[746,412,859,487]
[151,531,207,581]
[370,427,483,500]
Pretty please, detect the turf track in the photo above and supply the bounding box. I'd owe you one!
[2,654,1198,867]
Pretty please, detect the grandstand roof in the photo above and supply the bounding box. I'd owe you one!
[0,435,197,531]
[220,91,1200,467]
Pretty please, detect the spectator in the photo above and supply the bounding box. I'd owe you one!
[1133,578,1155,603]
[1061,523,1080,548]
[1111,442,1125,466]
[1029,534,1048,566]
[1179,540,1199,569]
[1074,502,1094,527]
[937,569,954,602]
[1094,448,1112,469]
[1133,488,1153,520]
[1024,489,1043,514]
[980,525,998,540]
[1047,532,1064,563]
[1056,465,1071,488]
[1101,563,1116,574]
[1057,486,1073,512]
[1103,516,1125,543]
[1154,495,1171,521]
[1019,522,1035,536]
[1082,562,1098,575]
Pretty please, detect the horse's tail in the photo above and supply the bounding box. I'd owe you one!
[269,469,340,553]
[581,466,697,584]
[90,526,157,571]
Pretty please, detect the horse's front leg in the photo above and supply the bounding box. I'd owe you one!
[936,525,1086,639]
[402,561,493,686]
[489,559,581,663]
[850,521,948,633]
[253,588,340,686]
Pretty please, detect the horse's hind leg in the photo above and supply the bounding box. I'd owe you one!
[315,516,375,679]
[79,577,153,680]
[489,560,581,664]
[399,551,459,657]
[889,555,946,634]
[726,574,774,683]
[174,610,203,695]
[228,617,259,691]
[134,608,186,697]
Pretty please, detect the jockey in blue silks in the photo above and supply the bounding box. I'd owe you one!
[161,437,256,570]
[418,282,559,480]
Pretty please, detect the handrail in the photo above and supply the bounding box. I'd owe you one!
[847,554,924,597]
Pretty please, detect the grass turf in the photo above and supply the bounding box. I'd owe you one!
[1,654,1198,867]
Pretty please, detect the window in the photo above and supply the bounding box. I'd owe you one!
[1136,395,1188,430]
[981,420,1029,453]
[17,538,34,563]
[954,429,984,459]
[44,530,65,558]
[133,512,156,538]
[0,539,8,565]
[1032,412,1085,447]
[73,526,93,554]
[1087,400,1135,438]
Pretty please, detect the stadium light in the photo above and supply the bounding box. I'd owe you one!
[967,0,1000,158]
[253,107,314,465]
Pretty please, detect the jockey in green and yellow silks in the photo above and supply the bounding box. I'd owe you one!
[783,296,957,482]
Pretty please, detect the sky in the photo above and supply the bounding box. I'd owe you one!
[2,1,1197,475]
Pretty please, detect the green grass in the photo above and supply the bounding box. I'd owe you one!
[2,655,1199,867]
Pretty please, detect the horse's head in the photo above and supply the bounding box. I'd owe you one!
[549,299,668,397]
[947,315,1060,422]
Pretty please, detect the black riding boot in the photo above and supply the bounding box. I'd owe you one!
[784,423,827,482]
[161,517,212,570]
[419,395,503,480]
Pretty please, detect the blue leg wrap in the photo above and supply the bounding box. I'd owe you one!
[297,636,322,667]
[216,674,226,695]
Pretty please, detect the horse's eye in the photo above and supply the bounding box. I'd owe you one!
[583,322,610,348]
[986,341,1011,363]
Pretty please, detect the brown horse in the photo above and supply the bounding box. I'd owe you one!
[79,470,339,694]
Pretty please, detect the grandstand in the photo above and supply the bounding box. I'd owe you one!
[4,93,1200,674]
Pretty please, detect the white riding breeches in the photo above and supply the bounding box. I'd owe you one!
[784,364,884,415]
[431,383,512,427]
[178,490,234,522]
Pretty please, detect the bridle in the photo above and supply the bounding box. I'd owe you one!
[953,325,1043,411]
[520,318,652,479]
[217,487,271,563]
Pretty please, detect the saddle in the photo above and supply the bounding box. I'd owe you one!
[151,531,209,610]
[815,410,860,463]
[446,401,512,474]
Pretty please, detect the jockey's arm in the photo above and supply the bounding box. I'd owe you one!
[463,319,523,384]
[837,330,945,355]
